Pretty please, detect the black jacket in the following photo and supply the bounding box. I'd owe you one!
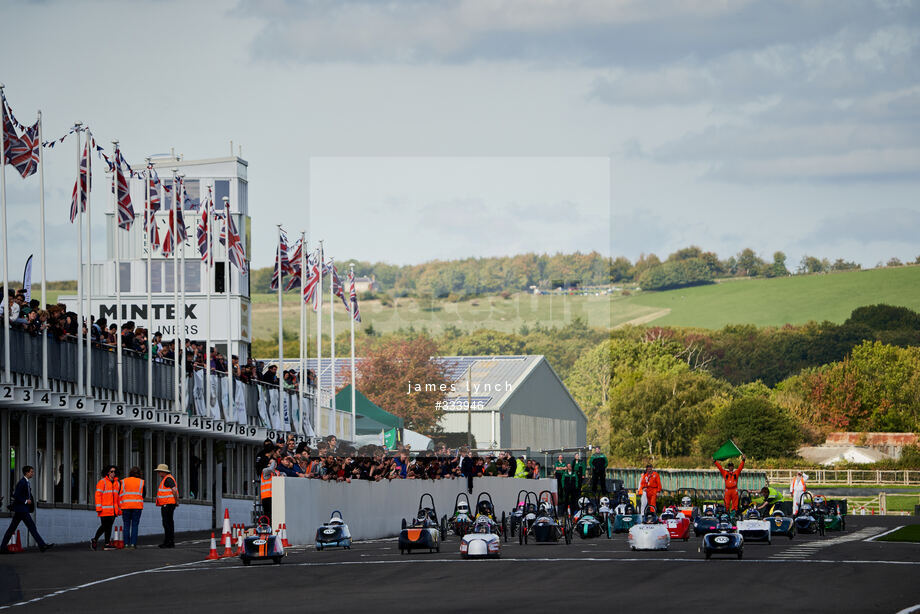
[10,477,34,513]
[460,456,474,477]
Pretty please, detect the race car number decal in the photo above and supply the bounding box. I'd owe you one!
[667,520,678,528]
[714,536,729,544]
[252,539,267,545]
[324,529,335,535]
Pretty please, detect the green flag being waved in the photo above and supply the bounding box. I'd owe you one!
[712,440,743,461]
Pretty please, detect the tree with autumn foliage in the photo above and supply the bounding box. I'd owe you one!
[343,334,451,433]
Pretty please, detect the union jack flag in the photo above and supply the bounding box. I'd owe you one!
[161,210,175,257]
[225,213,247,273]
[147,169,161,212]
[147,213,161,252]
[7,120,40,179]
[331,264,349,309]
[302,251,320,308]
[113,147,135,230]
[284,238,303,291]
[197,187,212,263]
[270,231,293,290]
[349,270,361,323]
[1,101,17,166]
[70,142,90,223]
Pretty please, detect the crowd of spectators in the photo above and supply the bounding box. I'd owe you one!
[256,435,544,485]
[1,286,316,390]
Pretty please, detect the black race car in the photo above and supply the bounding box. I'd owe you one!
[398,493,443,554]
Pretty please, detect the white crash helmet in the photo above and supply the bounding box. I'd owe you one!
[578,497,590,509]
[457,501,470,514]
[540,501,553,514]
[599,496,610,507]
[681,496,692,506]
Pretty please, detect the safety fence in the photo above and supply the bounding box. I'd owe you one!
[764,469,920,486]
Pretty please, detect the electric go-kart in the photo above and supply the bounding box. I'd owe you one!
[574,499,610,539]
[612,490,642,533]
[460,516,502,559]
[512,492,539,539]
[767,510,795,539]
[701,515,744,559]
[793,493,824,536]
[398,493,443,554]
[448,493,474,538]
[240,516,284,565]
[522,491,572,545]
[814,495,846,532]
[659,506,691,541]
[315,510,352,550]
[473,492,509,542]
[598,496,614,522]
[693,505,722,537]
[736,508,771,544]
[628,509,671,551]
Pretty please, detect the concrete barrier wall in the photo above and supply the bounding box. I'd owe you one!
[274,477,556,546]
[21,497,252,546]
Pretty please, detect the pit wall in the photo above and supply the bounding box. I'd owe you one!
[274,477,556,546]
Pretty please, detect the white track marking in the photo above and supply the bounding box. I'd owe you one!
[0,559,210,610]
[770,527,883,559]
[895,604,920,614]
[864,526,905,542]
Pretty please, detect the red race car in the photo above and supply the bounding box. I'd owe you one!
[660,506,691,541]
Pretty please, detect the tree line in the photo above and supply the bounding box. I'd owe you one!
[565,304,920,464]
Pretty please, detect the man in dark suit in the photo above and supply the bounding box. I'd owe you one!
[460,448,475,494]
[1,465,53,553]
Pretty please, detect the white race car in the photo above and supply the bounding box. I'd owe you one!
[736,509,772,544]
[627,511,671,551]
[460,517,501,558]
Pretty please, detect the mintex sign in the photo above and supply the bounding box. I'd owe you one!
[57,296,250,341]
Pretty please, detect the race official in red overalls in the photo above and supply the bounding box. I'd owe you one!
[714,455,745,518]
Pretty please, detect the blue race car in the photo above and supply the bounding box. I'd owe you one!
[315,510,352,550]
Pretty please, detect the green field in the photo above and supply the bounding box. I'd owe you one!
[614,266,920,329]
[877,524,920,542]
[250,292,612,339]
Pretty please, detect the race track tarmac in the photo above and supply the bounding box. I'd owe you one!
[1,515,918,613]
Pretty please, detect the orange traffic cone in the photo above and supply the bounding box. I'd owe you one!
[220,532,234,558]
[9,530,22,553]
[206,532,220,560]
[221,509,231,543]
[115,525,125,549]
[281,523,291,548]
[235,531,244,555]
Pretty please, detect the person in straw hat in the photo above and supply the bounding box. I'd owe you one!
[154,463,179,548]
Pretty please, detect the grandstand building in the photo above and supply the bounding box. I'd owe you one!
[0,155,350,546]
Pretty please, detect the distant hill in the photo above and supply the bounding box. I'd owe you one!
[614,265,920,329]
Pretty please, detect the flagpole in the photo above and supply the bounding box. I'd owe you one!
[315,241,322,435]
[330,258,335,416]
[75,123,84,397]
[349,263,356,442]
[171,167,179,412]
[85,128,93,395]
[38,112,48,389]
[276,225,283,416]
[113,141,123,402]
[179,174,187,415]
[223,196,233,417]
[204,185,212,415]
[299,232,305,419]
[0,84,8,384]
[144,157,152,407]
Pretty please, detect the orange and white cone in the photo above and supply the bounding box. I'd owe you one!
[235,531,244,555]
[281,523,291,547]
[221,509,231,544]
[114,525,124,549]
[9,530,22,553]
[220,531,234,558]
[206,532,220,560]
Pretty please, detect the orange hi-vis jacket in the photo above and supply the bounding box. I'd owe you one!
[638,471,661,495]
[261,470,277,500]
[95,477,122,517]
[156,474,177,506]
[120,477,145,510]
[715,458,745,489]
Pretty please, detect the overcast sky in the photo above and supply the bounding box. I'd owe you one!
[1,0,918,279]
